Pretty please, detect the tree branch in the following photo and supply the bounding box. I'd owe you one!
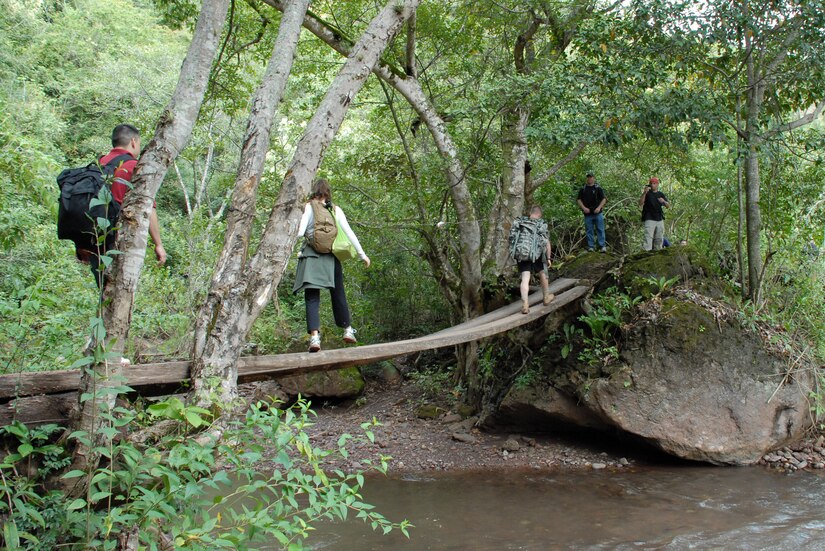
[405,10,416,76]
[529,141,588,194]
[514,16,542,74]
[758,100,825,143]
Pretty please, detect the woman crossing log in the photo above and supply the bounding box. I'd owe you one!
[293,179,371,352]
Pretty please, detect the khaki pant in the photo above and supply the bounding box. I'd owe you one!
[643,219,664,251]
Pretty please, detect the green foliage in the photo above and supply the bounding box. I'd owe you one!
[0,399,409,549]
[560,322,583,360]
[637,275,681,300]
[409,364,461,405]
[0,0,822,423]
[577,287,641,368]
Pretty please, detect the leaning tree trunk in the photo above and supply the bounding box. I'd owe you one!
[188,0,421,410]
[191,0,309,377]
[67,0,230,486]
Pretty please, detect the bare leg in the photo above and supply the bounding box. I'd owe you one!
[539,271,555,305]
[520,271,531,314]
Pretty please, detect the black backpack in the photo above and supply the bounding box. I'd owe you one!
[56,154,133,248]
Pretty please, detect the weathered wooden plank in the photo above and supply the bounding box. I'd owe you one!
[236,286,590,377]
[429,277,578,336]
[0,284,589,401]
[0,362,190,403]
[0,392,76,427]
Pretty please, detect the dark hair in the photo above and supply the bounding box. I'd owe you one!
[311,178,332,202]
[112,124,140,148]
[529,205,542,215]
[586,173,594,178]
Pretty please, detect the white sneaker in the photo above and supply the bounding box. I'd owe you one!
[308,333,321,352]
[343,327,357,344]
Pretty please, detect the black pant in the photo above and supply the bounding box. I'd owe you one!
[304,256,351,333]
[75,237,114,288]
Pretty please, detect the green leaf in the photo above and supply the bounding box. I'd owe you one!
[184,410,206,428]
[17,443,33,457]
[66,498,87,511]
[2,521,20,549]
[3,422,28,439]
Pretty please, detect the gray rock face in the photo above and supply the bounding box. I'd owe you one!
[582,299,813,465]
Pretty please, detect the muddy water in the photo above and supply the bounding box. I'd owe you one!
[302,467,825,550]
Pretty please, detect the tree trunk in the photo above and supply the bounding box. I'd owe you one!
[191,0,309,385]
[188,0,420,409]
[744,144,762,303]
[736,145,747,299]
[744,34,765,304]
[482,106,528,275]
[67,0,230,485]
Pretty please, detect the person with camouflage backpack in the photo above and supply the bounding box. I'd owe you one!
[509,205,554,314]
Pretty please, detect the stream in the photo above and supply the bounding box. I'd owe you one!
[301,466,825,550]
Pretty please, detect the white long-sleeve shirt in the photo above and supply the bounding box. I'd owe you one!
[297,202,367,259]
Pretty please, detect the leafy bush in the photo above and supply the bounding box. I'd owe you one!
[0,399,409,550]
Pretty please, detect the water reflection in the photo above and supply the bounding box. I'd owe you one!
[301,467,825,550]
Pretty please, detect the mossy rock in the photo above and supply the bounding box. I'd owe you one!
[416,403,447,419]
[552,250,621,287]
[278,366,365,399]
[456,403,476,419]
[619,245,711,298]
[659,298,717,353]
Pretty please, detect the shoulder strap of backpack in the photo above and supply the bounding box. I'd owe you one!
[102,153,135,175]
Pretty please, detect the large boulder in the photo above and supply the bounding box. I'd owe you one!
[582,298,813,465]
[278,366,365,400]
[494,248,815,465]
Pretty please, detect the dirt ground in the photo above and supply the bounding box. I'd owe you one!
[297,380,649,475]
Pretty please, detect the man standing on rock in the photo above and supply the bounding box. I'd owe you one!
[576,173,607,253]
[639,177,670,251]
[576,173,607,252]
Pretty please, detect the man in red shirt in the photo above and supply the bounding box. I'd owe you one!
[84,124,166,283]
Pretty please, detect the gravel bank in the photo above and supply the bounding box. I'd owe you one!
[300,381,644,474]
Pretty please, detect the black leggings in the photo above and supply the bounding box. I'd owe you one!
[304,256,351,333]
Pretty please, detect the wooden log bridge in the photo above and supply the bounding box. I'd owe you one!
[0,279,588,426]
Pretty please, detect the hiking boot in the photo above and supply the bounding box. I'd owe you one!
[543,292,555,306]
[521,300,530,314]
[308,333,321,353]
[587,248,594,252]
[343,326,357,344]
[600,246,607,253]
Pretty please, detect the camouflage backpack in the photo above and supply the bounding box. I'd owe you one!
[306,199,338,254]
[509,216,548,262]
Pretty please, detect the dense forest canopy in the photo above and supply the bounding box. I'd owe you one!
[1,0,823,389]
